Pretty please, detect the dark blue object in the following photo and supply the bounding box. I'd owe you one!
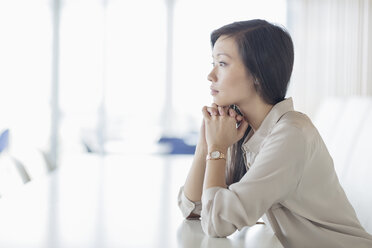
[158,136,196,155]
[0,129,9,153]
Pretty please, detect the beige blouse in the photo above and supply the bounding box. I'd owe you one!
[178,98,372,248]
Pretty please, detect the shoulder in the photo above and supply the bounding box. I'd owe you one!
[276,111,317,136]
[270,111,319,153]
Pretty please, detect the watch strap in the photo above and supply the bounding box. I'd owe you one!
[206,151,226,160]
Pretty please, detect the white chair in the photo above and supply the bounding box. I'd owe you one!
[314,97,372,234]
[313,97,347,146]
[314,97,372,179]
[341,106,372,233]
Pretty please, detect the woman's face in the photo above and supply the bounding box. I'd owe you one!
[208,35,256,107]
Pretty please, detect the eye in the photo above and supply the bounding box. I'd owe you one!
[211,61,227,67]
[219,61,227,67]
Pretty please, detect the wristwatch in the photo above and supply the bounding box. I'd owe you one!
[206,150,226,161]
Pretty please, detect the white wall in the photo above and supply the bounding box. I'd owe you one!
[287,0,372,118]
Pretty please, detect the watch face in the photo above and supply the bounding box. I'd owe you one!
[211,151,221,159]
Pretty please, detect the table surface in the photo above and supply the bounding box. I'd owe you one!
[0,154,283,248]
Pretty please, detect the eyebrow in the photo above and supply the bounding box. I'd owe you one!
[212,53,232,59]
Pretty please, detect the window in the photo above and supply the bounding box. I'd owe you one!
[0,0,52,156]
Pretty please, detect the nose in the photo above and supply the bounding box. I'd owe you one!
[207,67,217,83]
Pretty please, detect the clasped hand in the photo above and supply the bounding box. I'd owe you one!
[202,103,249,152]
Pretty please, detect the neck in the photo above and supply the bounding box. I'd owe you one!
[238,97,274,132]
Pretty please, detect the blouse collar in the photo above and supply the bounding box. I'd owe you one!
[242,97,294,154]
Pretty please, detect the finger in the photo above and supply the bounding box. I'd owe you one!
[236,115,243,122]
[211,103,220,115]
[207,106,218,116]
[222,106,230,116]
[218,106,227,116]
[237,119,249,139]
[202,106,211,120]
[229,108,237,118]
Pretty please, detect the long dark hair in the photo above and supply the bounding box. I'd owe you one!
[210,19,294,185]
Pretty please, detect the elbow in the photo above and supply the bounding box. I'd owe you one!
[200,188,238,238]
[201,221,222,238]
[201,216,235,238]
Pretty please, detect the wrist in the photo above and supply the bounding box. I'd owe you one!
[194,145,208,164]
[195,142,208,155]
[207,145,228,154]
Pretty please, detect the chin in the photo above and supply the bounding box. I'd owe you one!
[213,97,232,107]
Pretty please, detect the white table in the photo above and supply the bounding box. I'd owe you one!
[0,154,283,248]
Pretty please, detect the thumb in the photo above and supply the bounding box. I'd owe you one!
[237,119,249,140]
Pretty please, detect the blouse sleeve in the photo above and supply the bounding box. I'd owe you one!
[201,124,309,237]
[177,186,202,218]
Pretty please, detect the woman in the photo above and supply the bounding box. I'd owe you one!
[177,19,372,248]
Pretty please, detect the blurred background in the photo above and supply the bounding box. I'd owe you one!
[1,1,372,246]
[0,0,371,172]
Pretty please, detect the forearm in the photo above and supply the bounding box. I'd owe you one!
[203,147,228,190]
[183,144,208,202]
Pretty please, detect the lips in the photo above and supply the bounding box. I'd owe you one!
[210,87,219,92]
[210,87,219,96]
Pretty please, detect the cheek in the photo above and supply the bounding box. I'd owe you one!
[230,81,255,103]
[214,71,254,105]
[230,77,252,96]
[213,85,246,106]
